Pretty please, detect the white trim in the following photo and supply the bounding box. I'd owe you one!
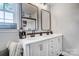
[0,29,18,33]
[62,51,73,56]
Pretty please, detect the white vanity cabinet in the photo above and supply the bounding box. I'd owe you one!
[29,42,41,56]
[21,34,63,56]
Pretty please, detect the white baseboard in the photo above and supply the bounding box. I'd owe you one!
[62,51,73,56]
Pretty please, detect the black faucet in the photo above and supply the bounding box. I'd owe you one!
[30,30,35,37]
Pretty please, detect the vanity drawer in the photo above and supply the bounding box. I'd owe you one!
[48,49,55,56]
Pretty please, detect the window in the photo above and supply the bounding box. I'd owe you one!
[0,3,3,9]
[0,3,17,29]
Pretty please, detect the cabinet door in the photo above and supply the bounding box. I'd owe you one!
[40,40,48,56]
[29,42,41,56]
[29,40,48,56]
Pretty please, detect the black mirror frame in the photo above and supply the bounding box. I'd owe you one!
[41,9,51,31]
[20,3,39,31]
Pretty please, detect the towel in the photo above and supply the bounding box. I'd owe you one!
[7,41,22,56]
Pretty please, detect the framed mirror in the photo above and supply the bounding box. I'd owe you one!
[41,9,51,31]
[21,3,39,31]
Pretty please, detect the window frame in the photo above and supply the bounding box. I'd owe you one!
[0,3,15,23]
[0,3,17,29]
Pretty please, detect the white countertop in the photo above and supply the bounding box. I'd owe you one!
[19,34,63,45]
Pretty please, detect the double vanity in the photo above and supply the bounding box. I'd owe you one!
[20,34,63,56]
[19,3,63,56]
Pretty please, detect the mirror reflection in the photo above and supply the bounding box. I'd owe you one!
[21,3,38,31]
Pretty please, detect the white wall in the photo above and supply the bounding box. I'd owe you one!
[51,3,79,54]
[0,30,19,51]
